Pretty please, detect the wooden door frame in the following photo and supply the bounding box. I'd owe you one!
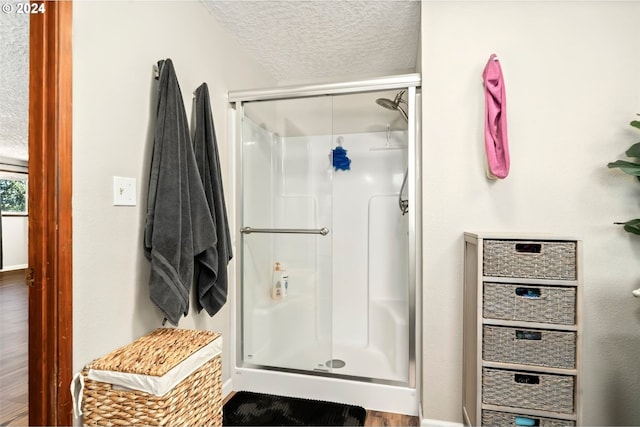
[28,1,73,425]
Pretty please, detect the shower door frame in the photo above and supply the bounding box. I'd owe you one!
[229,74,422,404]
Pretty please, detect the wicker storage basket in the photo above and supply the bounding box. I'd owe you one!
[81,328,222,427]
[483,240,576,280]
[483,325,576,369]
[483,282,576,325]
[482,410,575,427]
[482,368,574,414]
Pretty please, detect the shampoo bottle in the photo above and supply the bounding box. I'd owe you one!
[271,262,283,300]
[281,267,289,298]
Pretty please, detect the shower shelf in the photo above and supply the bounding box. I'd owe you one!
[370,299,408,325]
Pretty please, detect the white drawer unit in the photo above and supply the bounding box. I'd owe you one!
[463,233,582,426]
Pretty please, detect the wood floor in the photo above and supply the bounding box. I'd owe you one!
[363,410,418,426]
[0,270,28,427]
[0,270,418,426]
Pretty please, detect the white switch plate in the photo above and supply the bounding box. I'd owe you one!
[113,176,136,206]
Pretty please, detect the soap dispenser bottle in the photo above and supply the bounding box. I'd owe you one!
[271,262,283,300]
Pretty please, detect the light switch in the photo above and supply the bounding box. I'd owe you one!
[113,176,136,206]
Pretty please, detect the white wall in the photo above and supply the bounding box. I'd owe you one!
[72,0,275,387]
[1,215,27,270]
[421,2,640,425]
[72,1,640,424]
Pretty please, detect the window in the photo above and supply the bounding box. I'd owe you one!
[0,172,28,215]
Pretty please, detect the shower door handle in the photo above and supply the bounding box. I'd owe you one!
[240,226,330,236]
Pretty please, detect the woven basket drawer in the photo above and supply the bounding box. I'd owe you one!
[482,410,575,427]
[483,283,576,325]
[483,240,576,280]
[483,325,576,369]
[482,368,574,414]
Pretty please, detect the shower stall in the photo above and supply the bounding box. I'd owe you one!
[229,75,421,415]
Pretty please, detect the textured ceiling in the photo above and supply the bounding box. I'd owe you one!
[0,12,29,161]
[0,1,420,162]
[202,0,421,84]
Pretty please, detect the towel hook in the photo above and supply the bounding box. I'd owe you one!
[154,59,166,80]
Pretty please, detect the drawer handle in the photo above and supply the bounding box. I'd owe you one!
[515,243,542,253]
[515,287,541,298]
[514,373,540,385]
[516,330,542,340]
[515,416,539,427]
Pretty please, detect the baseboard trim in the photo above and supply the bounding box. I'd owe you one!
[421,417,464,427]
[1,264,27,272]
[222,377,233,401]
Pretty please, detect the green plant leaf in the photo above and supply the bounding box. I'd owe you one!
[607,160,640,176]
[626,142,640,158]
[614,219,640,235]
[631,120,640,130]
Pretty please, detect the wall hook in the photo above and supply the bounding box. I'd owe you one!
[154,59,166,80]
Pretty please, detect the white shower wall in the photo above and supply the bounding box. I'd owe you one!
[324,130,409,382]
[242,114,409,382]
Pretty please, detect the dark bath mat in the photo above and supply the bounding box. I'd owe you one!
[223,391,367,426]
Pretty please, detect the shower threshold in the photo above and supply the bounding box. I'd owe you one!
[233,365,419,416]
[247,344,407,384]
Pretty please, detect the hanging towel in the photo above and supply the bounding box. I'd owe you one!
[192,83,233,316]
[144,59,216,326]
[482,54,510,179]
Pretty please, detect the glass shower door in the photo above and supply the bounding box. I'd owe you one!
[240,96,334,373]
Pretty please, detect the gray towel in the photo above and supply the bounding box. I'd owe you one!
[144,59,216,325]
[193,83,233,316]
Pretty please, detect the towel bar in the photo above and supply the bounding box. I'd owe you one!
[240,226,329,236]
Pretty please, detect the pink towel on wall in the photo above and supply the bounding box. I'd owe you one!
[482,54,510,179]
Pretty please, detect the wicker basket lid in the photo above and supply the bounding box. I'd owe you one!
[89,328,220,377]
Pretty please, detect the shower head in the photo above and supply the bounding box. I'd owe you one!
[375,90,405,110]
[375,90,408,121]
[375,97,399,110]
